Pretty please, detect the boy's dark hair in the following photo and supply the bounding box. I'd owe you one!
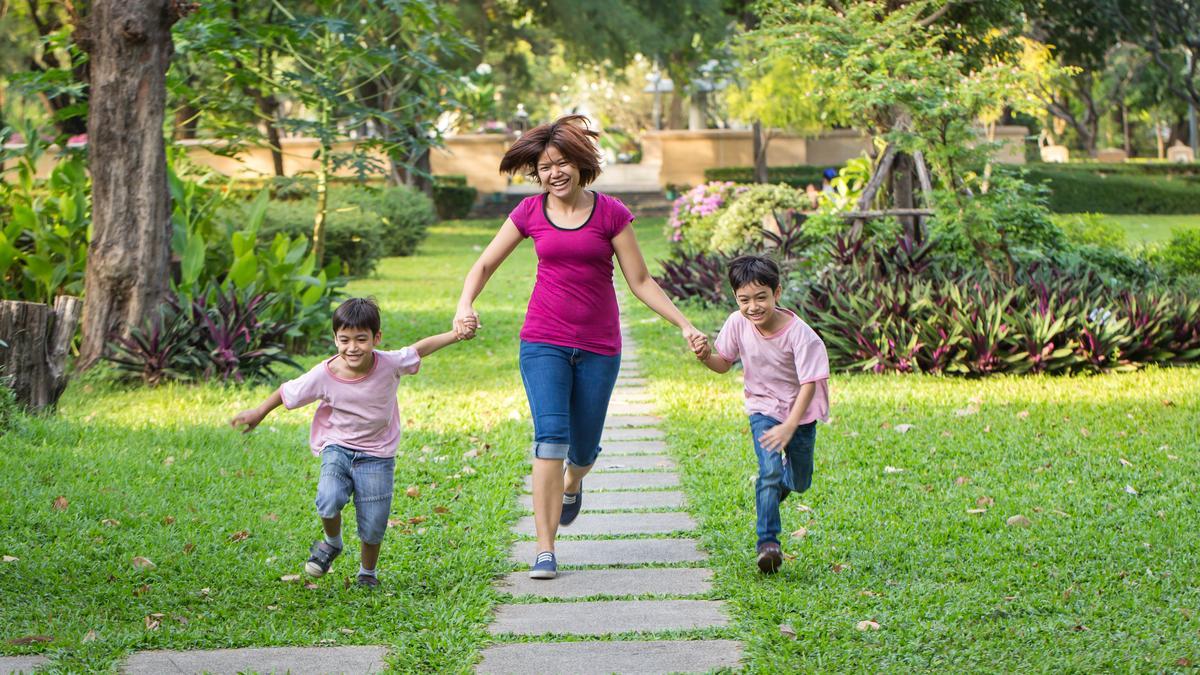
[727,255,781,291]
[332,297,381,335]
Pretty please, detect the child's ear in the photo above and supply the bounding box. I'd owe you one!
[773,286,783,301]
[374,331,383,344]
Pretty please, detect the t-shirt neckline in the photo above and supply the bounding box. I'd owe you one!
[750,308,797,340]
[542,190,597,231]
[324,351,379,383]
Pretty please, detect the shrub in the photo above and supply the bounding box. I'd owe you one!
[705,164,833,188]
[666,182,747,254]
[1023,167,1200,214]
[252,198,386,278]
[338,186,435,256]
[432,176,478,221]
[1156,228,1200,277]
[1053,213,1127,249]
[710,183,809,253]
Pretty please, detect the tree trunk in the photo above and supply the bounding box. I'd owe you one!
[1122,103,1132,155]
[892,152,915,234]
[77,0,180,370]
[0,297,83,412]
[313,145,330,266]
[752,120,769,184]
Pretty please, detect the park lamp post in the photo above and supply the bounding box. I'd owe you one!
[644,67,674,131]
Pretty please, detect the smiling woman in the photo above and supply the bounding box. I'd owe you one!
[452,115,710,580]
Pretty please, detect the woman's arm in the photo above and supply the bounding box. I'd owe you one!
[612,226,706,350]
[454,218,524,338]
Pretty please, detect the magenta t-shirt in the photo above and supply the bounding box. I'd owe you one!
[509,191,633,356]
[279,348,421,458]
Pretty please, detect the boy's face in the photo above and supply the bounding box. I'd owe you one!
[334,327,382,368]
[734,281,782,327]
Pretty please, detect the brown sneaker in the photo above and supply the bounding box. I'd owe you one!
[756,542,783,574]
[356,574,380,588]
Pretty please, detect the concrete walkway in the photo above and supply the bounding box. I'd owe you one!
[476,324,743,674]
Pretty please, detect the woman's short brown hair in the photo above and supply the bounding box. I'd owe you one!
[499,114,603,187]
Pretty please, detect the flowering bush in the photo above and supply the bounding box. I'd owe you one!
[710,183,809,253]
[665,181,746,253]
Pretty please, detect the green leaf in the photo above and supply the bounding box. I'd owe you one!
[181,232,206,287]
[245,189,270,234]
[228,251,259,289]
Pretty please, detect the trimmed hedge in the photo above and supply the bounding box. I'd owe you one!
[432,174,478,220]
[704,165,833,188]
[1023,168,1200,214]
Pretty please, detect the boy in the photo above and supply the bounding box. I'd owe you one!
[230,298,471,587]
[695,256,830,574]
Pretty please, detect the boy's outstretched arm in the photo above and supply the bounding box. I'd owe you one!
[411,328,470,358]
[230,388,283,434]
[698,346,734,374]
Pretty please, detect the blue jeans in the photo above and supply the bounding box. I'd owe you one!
[314,445,395,545]
[518,340,621,467]
[750,414,816,547]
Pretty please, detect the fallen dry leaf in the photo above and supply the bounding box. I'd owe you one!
[263,513,278,522]
[199,588,210,597]
[860,589,881,597]
[8,635,53,646]
[281,574,301,582]
[856,620,881,631]
[163,456,175,466]
[229,530,250,542]
[894,424,913,434]
[1079,427,1090,437]
[1016,410,1030,419]
[1072,624,1089,632]
[796,504,812,513]
[1006,514,1032,528]
[955,476,971,486]
[305,582,319,590]
[52,496,69,511]
[101,518,120,527]
[82,630,97,643]
[462,449,479,459]
[183,543,195,554]
[782,552,797,561]
[162,516,176,525]
[977,496,995,507]
[266,605,278,611]
[1167,454,1180,461]
[2,555,18,563]
[406,486,420,498]
[1162,399,1174,407]
[408,516,427,525]
[1050,509,1071,518]
[339,628,355,635]
[461,466,477,475]
[966,508,987,515]
[132,556,156,570]
[1124,485,1139,496]
[1175,658,1192,668]
[954,405,979,417]
[133,584,151,596]
[883,466,905,474]
[1119,457,1133,467]
[832,563,848,573]
[144,614,164,631]
[433,506,450,514]
[779,623,797,639]
[387,518,404,528]
[791,528,808,539]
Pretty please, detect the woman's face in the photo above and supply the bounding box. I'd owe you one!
[536,145,580,198]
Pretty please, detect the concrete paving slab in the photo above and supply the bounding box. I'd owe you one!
[510,538,707,565]
[602,427,664,441]
[489,600,729,635]
[523,472,678,492]
[476,639,743,674]
[0,656,48,674]
[604,415,661,428]
[496,567,712,599]
[122,646,388,675]
[602,440,669,455]
[518,490,685,511]
[512,512,695,536]
[609,402,656,415]
[595,455,676,471]
[614,377,648,387]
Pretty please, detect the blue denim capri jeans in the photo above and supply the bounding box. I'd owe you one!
[314,444,395,545]
[518,340,622,467]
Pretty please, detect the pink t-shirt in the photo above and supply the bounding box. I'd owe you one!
[509,191,633,356]
[279,348,421,457]
[715,308,830,425]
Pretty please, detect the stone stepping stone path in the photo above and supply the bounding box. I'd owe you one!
[479,328,742,673]
[0,655,47,674]
[122,646,388,674]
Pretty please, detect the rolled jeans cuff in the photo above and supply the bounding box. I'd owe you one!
[531,441,570,460]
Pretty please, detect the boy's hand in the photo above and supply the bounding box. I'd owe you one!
[454,306,480,340]
[692,335,712,360]
[758,422,796,454]
[230,408,265,434]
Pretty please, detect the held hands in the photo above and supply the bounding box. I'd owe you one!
[230,408,265,434]
[758,422,796,455]
[683,326,711,360]
[454,306,480,340]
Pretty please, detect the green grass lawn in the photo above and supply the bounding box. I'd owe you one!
[1065,213,1200,245]
[3,215,1198,671]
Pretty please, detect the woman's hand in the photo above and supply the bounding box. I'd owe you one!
[454,305,480,340]
[682,325,709,358]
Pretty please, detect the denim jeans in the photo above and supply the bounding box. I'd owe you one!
[518,340,621,467]
[750,414,816,547]
[314,444,395,545]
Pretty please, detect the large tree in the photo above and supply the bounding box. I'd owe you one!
[76,0,193,370]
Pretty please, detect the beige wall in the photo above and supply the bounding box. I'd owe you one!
[5,126,1029,191]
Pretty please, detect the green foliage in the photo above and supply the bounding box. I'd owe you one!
[665,182,746,255]
[1155,228,1200,277]
[1024,167,1200,214]
[1054,213,1128,249]
[433,183,478,221]
[0,371,18,434]
[251,198,385,279]
[0,145,90,304]
[710,184,809,254]
[704,165,831,188]
[339,185,435,256]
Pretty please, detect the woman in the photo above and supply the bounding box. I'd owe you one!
[453,115,707,579]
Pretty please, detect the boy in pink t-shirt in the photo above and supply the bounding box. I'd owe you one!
[230,298,470,587]
[696,255,830,574]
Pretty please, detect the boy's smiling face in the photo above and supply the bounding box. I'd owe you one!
[735,281,783,328]
[334,326,381,371]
